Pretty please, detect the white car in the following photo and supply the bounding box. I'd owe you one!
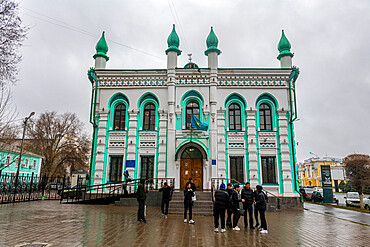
[345,192,360,207]
[364,196,370,210]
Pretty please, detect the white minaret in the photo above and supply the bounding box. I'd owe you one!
[165,24,181,188]
[277,30,293,68]
[205,27,221,179]
[93,31,109,69]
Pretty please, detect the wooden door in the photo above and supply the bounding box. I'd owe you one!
[180,158,203,190]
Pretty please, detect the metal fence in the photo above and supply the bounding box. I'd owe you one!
[0,172,72,204]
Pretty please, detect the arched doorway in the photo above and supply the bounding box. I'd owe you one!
[180,146,204,190]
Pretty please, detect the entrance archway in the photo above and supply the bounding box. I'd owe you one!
[180,145,204,190]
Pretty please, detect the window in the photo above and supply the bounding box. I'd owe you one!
[140,156,154,180]
[5,156,10,166]
[261,157,277,184]
[30,160,36,169]
[143,104,156,130]
[230,156,244,183]
[15,157,19,167]
[24,159,29,168]
[114,104,126,130]
[109,156,123,182]
[229,103,241,130]
[186,102,200,129]
[259,103,272,130]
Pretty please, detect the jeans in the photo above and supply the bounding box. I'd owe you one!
[243,203,254,228]
[259,208,267,230]
[161,199,169,215]
[184,204,192,220]
[254,204,259,226]
[227,208,233,227]
[213,207,226,229]
[232,208,240,228]
[137,199,146,222]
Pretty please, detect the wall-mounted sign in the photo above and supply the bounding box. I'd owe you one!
[212,159,216,166]
[126,160,135,168]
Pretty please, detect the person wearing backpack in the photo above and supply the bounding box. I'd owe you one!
[213,183,229,233]
[255,185,268,233]
[241,182,255,229]
[136,180,148,223]
[159,182,172,218]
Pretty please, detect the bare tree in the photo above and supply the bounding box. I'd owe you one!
[0,0,28,86]
[0,85,18,140]
[343,154,370,209]
[26,111,90,177]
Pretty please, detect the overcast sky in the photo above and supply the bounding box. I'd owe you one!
[13,0,370,162]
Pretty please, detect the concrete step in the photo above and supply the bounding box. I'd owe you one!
[169,192,213,216]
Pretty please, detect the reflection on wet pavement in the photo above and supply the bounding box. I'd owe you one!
[0,201,369,246]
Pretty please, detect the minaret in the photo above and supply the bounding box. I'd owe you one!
[93,31,109,69]
[205,27,221,178]
[277,30,293,68]
[166,24,181,188]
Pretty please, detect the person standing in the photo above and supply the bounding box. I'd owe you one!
[124,170,130,182]
[184,183,195,224]
[231,184,242,231]
[226,183,233,228]
[136,180,147,223]
[213,183,229,233]
[241,182,255,229]
[253,188,260,228]
[185,177,196,192]
[159,182,172,218]
[255,185,268,233]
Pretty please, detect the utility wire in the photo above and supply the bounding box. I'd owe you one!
[21,7,165,61]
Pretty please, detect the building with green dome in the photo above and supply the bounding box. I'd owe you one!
[87,26,301,204]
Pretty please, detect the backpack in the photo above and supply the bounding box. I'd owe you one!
[168,186,174,201]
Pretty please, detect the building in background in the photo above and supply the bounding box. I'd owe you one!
[0,142,43,177]
[87,25,301,203]
[298,156,347,192]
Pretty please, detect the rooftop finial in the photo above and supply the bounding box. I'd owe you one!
[188,53,192,62]
[205,26,221,56]
[166,24,181,55]
[277,30,293,60]
[94,31,109,61]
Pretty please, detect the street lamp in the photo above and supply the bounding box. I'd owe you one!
[13,112,35,203]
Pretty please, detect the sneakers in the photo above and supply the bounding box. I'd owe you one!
[214,228,219,233]
[250,226,255,229]
[184,219,187,223]
[232,226,241,231]
[189,219,195,224]
[221,229,226,233]
[164,215,168,219]
[162,214,165,218]
[260,229,268,234]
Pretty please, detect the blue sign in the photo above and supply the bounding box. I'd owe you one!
[212,159,216,165]
[126,160,135,168]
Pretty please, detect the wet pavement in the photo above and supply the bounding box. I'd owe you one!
[0,201,369,247]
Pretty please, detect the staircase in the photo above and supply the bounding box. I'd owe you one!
[168,191,213,216]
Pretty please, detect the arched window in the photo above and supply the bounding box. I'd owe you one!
[259,103,272,130]
[143,103,156,130]
[114,104,126,130]
[228,103,241,131]
[186,102,200,129]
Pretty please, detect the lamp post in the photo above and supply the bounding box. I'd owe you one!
[13,112,35,203]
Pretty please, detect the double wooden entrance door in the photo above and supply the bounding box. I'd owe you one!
[180,158,203,191]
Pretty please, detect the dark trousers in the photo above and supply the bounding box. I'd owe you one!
[227,208,232,227]
[259,208,267,230]
[137,199,146,221]
[184,203,192,220]
[232,208,240,228]
[213,207,226,229]
[161,199,169,215]
[254,204,259,226]
[243,203,254,228]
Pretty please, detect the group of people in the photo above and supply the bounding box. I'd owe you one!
[214,182,268,234]
[135,177,268,235]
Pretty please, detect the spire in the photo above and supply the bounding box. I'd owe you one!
[166,24,181,55]
[94,31,109,61]
[205,27,221,56]
[277,30,293,60]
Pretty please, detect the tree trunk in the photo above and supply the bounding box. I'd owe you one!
[359,187,364,209]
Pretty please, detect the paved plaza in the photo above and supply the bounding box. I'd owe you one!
[0,201,369,247]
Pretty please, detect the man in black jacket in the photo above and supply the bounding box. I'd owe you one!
[159,182,172,218]
[241,182,255,229]
[226,183,233,228]
[136,180,147,223]
[231,184,242,231]
[213,183,229,233]
[255,185,268,234]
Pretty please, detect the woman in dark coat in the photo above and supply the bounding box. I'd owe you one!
[255,185,268,233]
[184,183,195,224]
